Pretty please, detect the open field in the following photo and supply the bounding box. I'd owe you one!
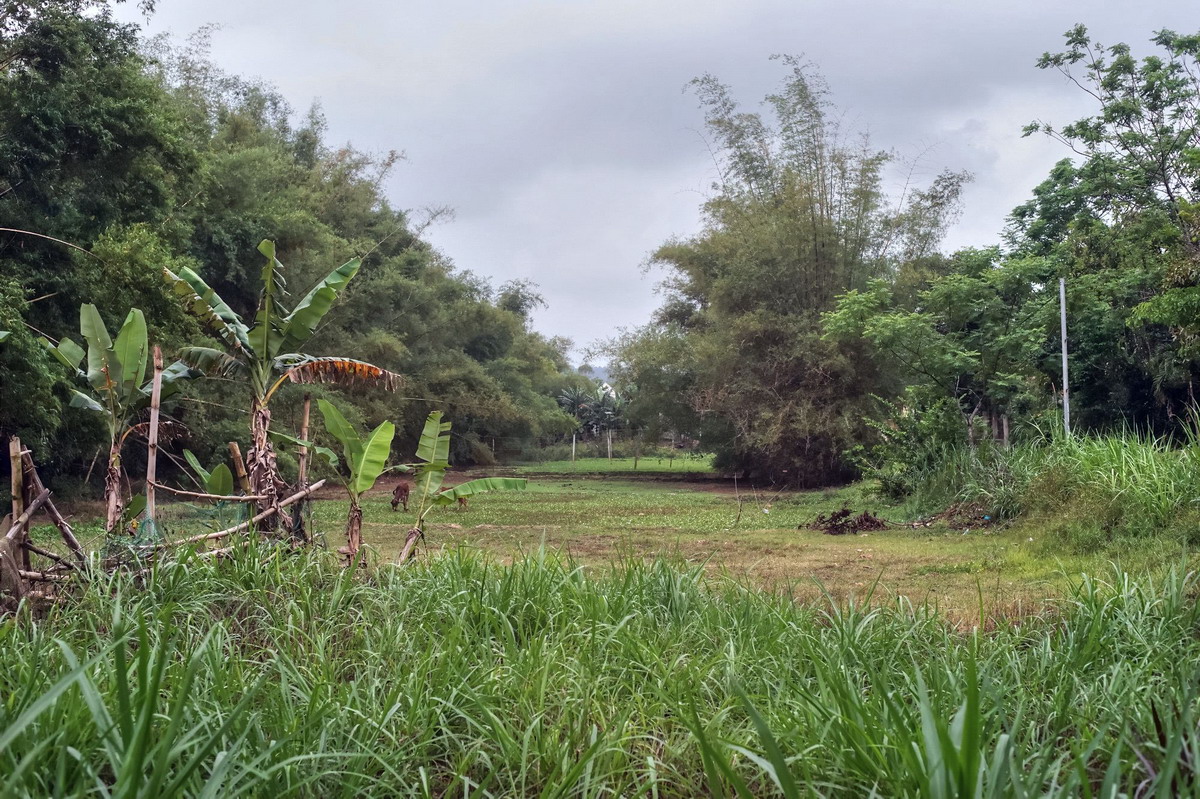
[510,455,716,475]
[37,472,1189,624]
[12,473,1200,795]
[300,472,1168,624]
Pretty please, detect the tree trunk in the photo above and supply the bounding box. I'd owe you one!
[104,440,124,536]
[246,399,288,534]
[339,499,363,566]
[396,525,422,565]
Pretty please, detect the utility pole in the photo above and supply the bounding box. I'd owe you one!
[1059,277,1071,437]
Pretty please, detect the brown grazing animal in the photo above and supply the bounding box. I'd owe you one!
[391,481,410,512]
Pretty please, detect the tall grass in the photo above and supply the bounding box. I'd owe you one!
[3,546,1200,795]
[900,429,1200,551]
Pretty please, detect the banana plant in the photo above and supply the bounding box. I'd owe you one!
[44,304,198,535]
[182,449,235,497]
[315,399,398,565]
[164,240,401,532]
[396,411,527,565]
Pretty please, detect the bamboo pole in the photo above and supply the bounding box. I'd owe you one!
[9,437,27,569]
[5,488,49,541]
[1060,277,1071,436]
[18,568,70,583]
[146,481,265,502]
[9,437,23,523]
[293,393,311,543]
[151,479,326,549]
[297,393,311,488]
[21,540,74,570]
[145,346,163,525]
[21,451,85,563]
[228,442,252,494]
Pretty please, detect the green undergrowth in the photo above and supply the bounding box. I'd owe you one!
[4,546,1200,796]
[895,431,1200,554]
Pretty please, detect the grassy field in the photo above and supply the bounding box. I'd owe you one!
[302,473,1161,624]
[10,473,1200,795]
[5,545,1200,796]
[510,455,716,474]
[40,470,1188,623]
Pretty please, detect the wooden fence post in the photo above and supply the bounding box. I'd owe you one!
[145,346,163,527]
[9,437,28,569]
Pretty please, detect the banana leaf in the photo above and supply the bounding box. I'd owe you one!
[280,258,361,353]
[163,267,252,353]
[80,303,120,394]
[415,411,452,466]
[350,420,395,497]
[433,477,527,506]
[112,308,148,402]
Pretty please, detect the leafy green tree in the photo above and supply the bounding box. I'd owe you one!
[615,59,968,484]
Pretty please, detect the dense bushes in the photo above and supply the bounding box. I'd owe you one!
[872,426,1200,551]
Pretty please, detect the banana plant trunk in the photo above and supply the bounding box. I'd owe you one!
[247,399,288,533]
[103,440,124,536]
[341,498,363,566]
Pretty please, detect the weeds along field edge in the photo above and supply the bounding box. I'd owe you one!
[896,430,1200,550]
[3,545,1200,797]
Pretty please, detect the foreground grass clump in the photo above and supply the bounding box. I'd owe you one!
[3,548,1200,796]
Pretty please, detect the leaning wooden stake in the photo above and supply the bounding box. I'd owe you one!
[152,479,326,550]
[21,451,86,563]
[5,488,50,542]
[293,392,311,542]
[145,346,163,526]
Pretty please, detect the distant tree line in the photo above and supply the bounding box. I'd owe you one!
[610,30,1200,486]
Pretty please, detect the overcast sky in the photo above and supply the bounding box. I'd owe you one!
[120,0,1196,359]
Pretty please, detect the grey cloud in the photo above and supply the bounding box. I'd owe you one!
[124,0,1196,354]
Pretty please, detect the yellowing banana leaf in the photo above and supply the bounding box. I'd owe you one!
[278,356,400,391]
